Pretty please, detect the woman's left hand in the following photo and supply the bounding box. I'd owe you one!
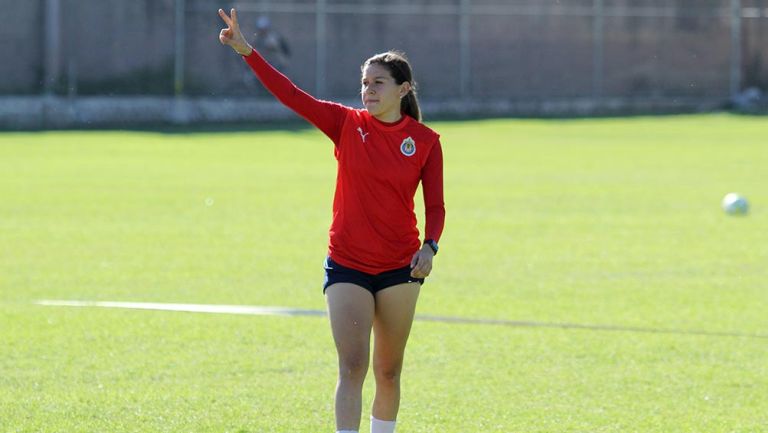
[410,245,434,279]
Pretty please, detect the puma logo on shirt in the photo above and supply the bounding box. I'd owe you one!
[357,127,369,143]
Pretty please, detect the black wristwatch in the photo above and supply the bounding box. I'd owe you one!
[423,239,438,255]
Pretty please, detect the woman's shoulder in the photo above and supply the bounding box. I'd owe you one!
[407,118,440,143]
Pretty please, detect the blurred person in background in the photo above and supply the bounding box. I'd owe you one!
[252,15,290,71]
[242,15,291,92]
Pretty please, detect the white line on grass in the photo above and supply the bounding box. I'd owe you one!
[35,300,768,339]
[35,300,325,317]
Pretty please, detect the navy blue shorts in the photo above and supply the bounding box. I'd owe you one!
[323,256,424,295]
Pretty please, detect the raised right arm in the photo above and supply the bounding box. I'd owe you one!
[241,50,348,142]
[218,8,347,142]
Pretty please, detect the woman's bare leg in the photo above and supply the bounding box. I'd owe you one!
[326,283,376,431]
[370,282,420,421]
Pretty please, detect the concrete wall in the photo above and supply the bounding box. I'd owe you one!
[0,0,766,121]
[0,0,43,93]
[744,0,768,89]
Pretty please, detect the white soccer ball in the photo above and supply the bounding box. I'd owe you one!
[721,193,749,215]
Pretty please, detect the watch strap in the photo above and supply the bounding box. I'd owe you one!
[424,239,438,255]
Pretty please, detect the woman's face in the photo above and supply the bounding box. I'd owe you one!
[360,63,410,121]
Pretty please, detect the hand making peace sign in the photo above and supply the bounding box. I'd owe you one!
[218,8,252,56]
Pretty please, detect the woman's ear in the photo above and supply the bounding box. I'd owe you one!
[400,82,412,98]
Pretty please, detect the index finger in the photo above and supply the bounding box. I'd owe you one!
[410,252,419,268]
[217,8,233,27]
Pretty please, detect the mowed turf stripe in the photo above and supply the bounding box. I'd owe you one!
[35,300,768,340]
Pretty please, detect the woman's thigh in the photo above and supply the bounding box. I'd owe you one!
[372,282,421,369]
[326,283,376,366]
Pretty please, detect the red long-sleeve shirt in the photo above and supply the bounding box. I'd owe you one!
[243,50,445,274]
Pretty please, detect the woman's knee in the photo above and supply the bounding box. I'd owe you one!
[373,362,402,386]
[338,351,369,380]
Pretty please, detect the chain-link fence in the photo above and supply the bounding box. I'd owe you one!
[2,0,767,112]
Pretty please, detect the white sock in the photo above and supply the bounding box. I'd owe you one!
[336,431,358,433]
[371,416,396,433]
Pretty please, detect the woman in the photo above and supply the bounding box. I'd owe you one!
[219,9,445,433]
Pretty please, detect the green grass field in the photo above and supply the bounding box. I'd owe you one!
[1,114,767,432]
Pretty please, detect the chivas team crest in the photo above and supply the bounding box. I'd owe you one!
[400,137,416,156]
